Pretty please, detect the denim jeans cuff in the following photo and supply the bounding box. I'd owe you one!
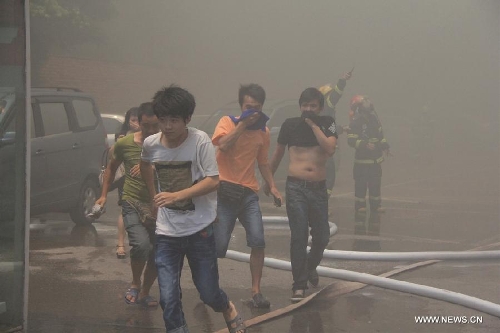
[169,324,189,333]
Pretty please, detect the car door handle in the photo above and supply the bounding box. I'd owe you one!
[35,149,43,155]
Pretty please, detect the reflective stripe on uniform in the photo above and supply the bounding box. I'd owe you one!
[368,138,379,143]
[355,140,363,149]
[334,85,343,95]
[355,197,366,202]
[347,134,358,138]
[354,157,385,164]
[326,95,334,109]
[369,196,381,201]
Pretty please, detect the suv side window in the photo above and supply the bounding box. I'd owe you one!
[39,102,71,136]
[72,99,97,129]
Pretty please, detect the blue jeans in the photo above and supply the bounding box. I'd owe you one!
[286,179,330,291]
[215,188,265,258]
[155,224,229,333]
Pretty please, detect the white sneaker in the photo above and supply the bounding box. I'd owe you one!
[291,289,305,303]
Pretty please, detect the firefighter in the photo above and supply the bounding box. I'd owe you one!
[318,70,352,120]
[347,96,389,213]
[349,94,364,122]
[318,71,352,193]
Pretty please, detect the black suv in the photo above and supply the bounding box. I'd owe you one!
[0,87,107,224]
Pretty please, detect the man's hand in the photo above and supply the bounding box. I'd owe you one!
[366,142,376,150]
[342,71,352,81]
[240,111,261,128]
[304,118,318,128]
[269,187,283,207]
[129,164,141,178]
[95,197,107,207]
[129,121,140,133]
[154,192,178,208]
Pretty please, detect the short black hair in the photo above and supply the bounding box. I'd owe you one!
[152,85,195,121]
[299,88,324,108]
[137,102,155,123]
[238,84,266,107]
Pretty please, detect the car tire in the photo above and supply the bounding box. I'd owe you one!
[70,179,99,225]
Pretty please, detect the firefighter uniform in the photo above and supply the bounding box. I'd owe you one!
[319,77,348,191]
[319,77,347,120]
[347,108,389,212]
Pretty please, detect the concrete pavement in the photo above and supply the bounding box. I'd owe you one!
[26,145,500,332]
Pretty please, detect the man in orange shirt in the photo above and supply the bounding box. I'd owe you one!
[212,83,282,308]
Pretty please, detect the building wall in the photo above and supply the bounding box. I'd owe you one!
[37,56,170,115]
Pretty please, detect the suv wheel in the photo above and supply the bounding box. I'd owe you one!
[70,179,98,225]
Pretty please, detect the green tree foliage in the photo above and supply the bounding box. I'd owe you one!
[30,0,116,83]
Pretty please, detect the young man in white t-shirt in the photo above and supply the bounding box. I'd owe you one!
[140,85,246,333]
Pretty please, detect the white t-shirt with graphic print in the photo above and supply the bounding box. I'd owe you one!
[141,128,219,237]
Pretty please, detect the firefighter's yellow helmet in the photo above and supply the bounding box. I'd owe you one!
[318,84,333,95]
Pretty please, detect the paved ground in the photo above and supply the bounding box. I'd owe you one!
[24,143,500,332]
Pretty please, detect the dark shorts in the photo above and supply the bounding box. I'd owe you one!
[121,201,155,261]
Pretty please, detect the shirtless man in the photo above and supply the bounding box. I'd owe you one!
[266,87,337,302]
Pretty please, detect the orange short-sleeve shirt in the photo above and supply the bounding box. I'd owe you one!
[212,116,270,192]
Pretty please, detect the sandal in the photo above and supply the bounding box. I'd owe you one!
[124,287,140,304]
[252,293,270,308]
[137,295,159,308]
[116,245,126,259]
[226,312,246,333]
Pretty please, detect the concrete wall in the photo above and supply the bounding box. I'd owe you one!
[37,56,170,116]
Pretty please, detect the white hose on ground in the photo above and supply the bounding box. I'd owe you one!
[262,215,337,244]
[322,249,500,261]
[224,250,500,318]
[262,216,500,261]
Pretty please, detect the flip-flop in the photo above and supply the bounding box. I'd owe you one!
[138,295,159,308]
[226,312,246,333]
[252,293,270,308]
[124,287,140,305]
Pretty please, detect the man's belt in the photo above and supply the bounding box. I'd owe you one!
[287,176,326,189]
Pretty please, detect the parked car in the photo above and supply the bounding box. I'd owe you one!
[198,99,340,192]
[101,113,125,147]
[0,87,108,224]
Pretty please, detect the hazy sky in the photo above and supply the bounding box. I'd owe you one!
[67,0,498,147]
[97,1,497,121]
